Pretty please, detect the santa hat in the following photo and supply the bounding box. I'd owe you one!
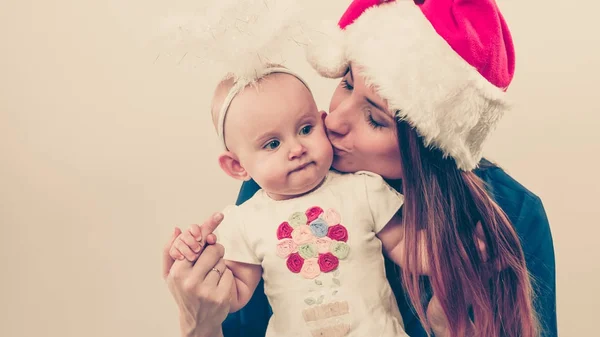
[306,0,515,171]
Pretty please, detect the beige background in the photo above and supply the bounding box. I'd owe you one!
[1,1,598,336]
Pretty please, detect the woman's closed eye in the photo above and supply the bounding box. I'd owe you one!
[367,114,384,129]
[341,78,354,91]
[363,107,386,129]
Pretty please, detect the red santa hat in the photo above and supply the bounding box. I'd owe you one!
[306,0,515,171]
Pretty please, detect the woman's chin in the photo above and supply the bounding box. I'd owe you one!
[331,156,355,173]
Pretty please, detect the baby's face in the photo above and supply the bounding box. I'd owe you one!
[225,73,333,200]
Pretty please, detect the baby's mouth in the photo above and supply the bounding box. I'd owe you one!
[290,162,314,173]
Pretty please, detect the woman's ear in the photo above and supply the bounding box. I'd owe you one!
[218,152,250,181]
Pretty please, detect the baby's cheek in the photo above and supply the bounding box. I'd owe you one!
[261,165,289,191]
[317,135,334,159]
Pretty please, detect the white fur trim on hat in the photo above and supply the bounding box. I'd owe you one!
[305,20,348,78]
[307,2,509,171]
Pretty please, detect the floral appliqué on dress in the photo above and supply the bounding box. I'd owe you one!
[276,206,350,279]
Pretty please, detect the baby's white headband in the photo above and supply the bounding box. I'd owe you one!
[217,67,312,150]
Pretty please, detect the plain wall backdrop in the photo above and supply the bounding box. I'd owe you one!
[1,1,598,336]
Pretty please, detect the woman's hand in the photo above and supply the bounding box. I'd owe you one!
[162,214,233,337]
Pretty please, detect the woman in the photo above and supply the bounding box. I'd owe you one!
[162,0,557,336]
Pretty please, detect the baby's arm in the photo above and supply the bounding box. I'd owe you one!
[376,211,432,275]
[225,260,262,313]
[358,171,431,275]
[378,217,485,337]
[170,228,262,313]
[378,217,490,276]
[377,216,453,336]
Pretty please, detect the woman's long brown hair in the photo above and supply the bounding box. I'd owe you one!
[396,120,538,336]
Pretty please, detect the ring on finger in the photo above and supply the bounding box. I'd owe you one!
[211,267,222,277]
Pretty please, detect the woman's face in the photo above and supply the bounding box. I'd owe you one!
[326,65,403,179]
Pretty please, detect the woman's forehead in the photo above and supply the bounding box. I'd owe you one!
[348,64,391,114]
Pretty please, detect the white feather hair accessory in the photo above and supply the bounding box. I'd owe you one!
[159,0,314,148]
[160,0,310,80]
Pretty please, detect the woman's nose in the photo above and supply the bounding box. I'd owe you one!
[325,104,351,138]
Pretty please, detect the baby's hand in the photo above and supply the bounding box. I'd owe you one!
[169,223,218,261]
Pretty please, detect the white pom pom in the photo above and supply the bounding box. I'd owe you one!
[305,20,348,78]
[157,0,308,82]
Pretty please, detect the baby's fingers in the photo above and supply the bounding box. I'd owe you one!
[173,235,199,261]
[187,224,202,241]
[181,229,202,253]
[169,245,184,261]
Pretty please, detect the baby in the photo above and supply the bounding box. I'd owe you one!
[171,66,412,337]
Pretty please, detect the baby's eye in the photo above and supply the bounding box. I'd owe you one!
[300,125,313,135]
[264,140,280,150]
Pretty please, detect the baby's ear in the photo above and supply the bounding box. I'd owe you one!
[218,152,251,181]
[320,110,327,122]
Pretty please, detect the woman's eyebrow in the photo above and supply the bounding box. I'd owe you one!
[366,97,385,113]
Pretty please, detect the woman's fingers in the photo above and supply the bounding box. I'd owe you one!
[205,233,218,245]
[204,258,227,285]
[216,268,234,301]
[162,213,224,280]
[185,213,224,256]
[162,227,182,279]
[199,213,224,247]
[192,244,225,280]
